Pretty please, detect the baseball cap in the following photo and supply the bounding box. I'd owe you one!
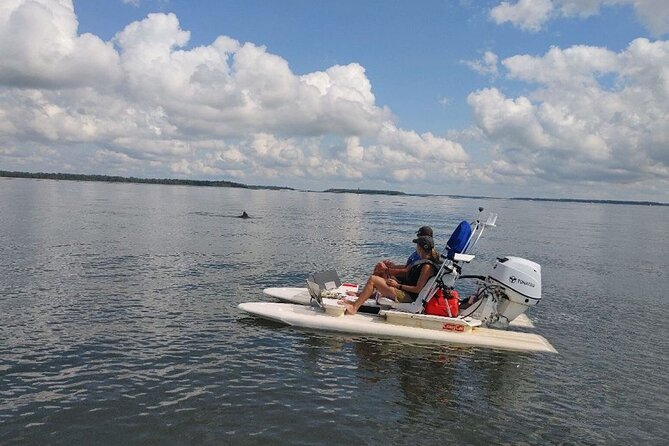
[416,226,433,237]
[412,235,434,251]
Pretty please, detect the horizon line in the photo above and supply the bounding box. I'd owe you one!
[1,170,666,207]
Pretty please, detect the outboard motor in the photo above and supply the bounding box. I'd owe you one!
[460,256,542,327]
[488,256,542,324]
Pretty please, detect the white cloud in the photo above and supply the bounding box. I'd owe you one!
[633,0,669,37]
[468,38,669,188]
[490,0,553,32]
[468,88,553,150]
[376,124,468,162]
[490,0,669,36]
[0,0,120,88]
[463,51,500,76]
[111,13,390,138]
[503,45,618,86]
[0,1,466,190]
[345,136,364,163]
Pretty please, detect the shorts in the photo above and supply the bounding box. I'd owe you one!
[394,289,413,303]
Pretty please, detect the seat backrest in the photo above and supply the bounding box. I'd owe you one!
[445,220,472,259]
[310,270,341,290]
[393,275,438,313]
[416,275,437,303]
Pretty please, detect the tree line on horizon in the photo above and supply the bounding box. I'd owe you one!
[0,170,291,191]
[1,170,665,206]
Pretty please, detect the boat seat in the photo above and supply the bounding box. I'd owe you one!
[392,276,438,314]
[376,297,397,309]
[309,269,341,290]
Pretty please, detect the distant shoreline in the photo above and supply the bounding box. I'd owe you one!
[0,170,292,191]
[1,170,666,207]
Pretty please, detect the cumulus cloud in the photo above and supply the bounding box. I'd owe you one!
[108,12,392,141]
[0,0,467,190]
[468,38,669,189]
[463,51,500,76]
[490,0,669,36]
[0,0,120,88]
[502,45,618,86]
[490,0,553,32]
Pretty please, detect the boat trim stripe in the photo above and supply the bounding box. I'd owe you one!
[488,277,540,302]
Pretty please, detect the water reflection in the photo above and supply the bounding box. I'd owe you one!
[293,331,536,422]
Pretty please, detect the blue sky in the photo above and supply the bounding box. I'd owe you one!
[1,0,668,201]
[74,1,647,131]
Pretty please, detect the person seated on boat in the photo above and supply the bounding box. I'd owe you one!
[374,226,433,278]
[339,235,440,315]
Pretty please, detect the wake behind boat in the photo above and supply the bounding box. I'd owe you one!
[239,210,557,354]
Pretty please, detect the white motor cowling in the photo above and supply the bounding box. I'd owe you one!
[487,256,542,323]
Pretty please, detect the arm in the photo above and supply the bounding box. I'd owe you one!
[387,265,408,279]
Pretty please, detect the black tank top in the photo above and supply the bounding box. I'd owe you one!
[403,260,438,298]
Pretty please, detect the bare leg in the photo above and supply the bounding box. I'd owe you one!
[339,276,375,314]
[339,275,397,315]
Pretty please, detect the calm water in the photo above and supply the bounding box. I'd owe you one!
[1,178,667,445]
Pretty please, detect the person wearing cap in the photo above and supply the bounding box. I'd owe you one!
[405,226,433,264]
[339,235,440,315]
[374,226,433,279]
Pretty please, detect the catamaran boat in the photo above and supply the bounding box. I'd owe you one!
[239,210,557,354]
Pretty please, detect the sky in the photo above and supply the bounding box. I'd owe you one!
[1,0,668,201]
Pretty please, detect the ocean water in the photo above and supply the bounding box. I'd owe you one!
[0,178,667,445]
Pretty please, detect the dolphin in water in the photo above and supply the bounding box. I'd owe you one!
[238,211,251,219]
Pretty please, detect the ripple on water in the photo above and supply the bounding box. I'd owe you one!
[1,182,668,445]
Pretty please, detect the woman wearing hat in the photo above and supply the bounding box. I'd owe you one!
[374,226,433,279]
[339,235,440,315]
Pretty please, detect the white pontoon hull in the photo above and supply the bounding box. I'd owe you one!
[239,301,557,354]
[263,286,536,329]
[264,287,311,305]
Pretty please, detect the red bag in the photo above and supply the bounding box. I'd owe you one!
[424,289,459,317]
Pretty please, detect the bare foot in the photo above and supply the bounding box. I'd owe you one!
[337,299,358,314]
[342,302,357,315]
